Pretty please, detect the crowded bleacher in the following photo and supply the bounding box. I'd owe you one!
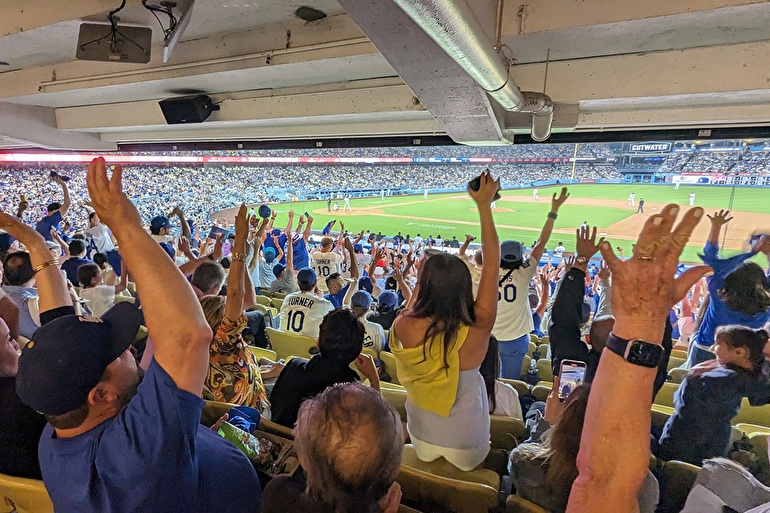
[1,156,770,513]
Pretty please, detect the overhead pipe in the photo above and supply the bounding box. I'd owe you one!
[391,0,554,141]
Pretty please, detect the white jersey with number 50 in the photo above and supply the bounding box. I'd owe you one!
[492,256,537,341]
[312,251,343,292]
[279,291,334,339]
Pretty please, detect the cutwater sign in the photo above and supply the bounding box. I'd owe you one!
[628,142,672,153]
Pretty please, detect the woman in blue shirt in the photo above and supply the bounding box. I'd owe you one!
[686,210,770,367]
[657,325,770,465]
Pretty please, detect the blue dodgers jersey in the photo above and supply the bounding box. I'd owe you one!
[39,359,261,513]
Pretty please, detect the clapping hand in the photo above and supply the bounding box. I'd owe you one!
[86,158,142,229]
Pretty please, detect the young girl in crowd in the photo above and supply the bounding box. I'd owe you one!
[658,325,770,465]
[686,210,770,366]
[76,263,127,317]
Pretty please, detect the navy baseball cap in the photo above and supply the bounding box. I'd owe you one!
[501,240,525,265]
[353,243,363,253]
[358,276,373,293]
[150,215,173,234]
[273,263,286,278]
[16,302,144,416]
[377,290,398,311]
[0,232,14,252]
[297,267,317,287]
[351,290,372,308]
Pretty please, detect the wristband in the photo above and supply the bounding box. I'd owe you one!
[547,212,558,220]
[231,252,247,262]
[33,260,60,274]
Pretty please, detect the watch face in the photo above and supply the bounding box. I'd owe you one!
[626,341,664,368]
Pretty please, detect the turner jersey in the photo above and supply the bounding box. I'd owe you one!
[279,291,334,339]
[492,256,538,340]
[312,251,343,292]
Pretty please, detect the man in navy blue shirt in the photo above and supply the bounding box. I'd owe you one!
[34,174,71,242]
[12,158,261,513]
[60,239,94,285]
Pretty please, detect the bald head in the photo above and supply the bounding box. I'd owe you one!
[589,316,615,354]
[295,383,403,511]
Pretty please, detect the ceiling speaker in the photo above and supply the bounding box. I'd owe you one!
[158,95,219,124]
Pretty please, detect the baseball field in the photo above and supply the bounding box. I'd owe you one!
[220,183,770,263]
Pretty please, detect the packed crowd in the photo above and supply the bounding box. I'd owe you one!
[2,159,770,513]
[659,150,770,175]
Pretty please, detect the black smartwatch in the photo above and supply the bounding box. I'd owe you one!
[605,333,664,368]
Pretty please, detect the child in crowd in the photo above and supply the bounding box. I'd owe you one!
[76,263,127,317]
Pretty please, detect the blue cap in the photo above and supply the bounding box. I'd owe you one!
[150,215,173,234]
[297,267,317,286]
[263,247,276,258]
[358,276,373,293]
[353,243,363,253]
[0,232,14,252]
[159,241,175,260]
[270,228,282,237]
[351,290,372,308]
[501,240,524,265]
[273,263,286,278]
[16,302,144,416]
[377,290,398,311]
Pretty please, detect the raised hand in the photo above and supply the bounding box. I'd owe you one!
[234,204,249,252]
[551,187,569,211]
[563,254,576,274]
[598,205,711,343]
[575,226,604,259]
[597,260,610,281]
[288,210,295,219]
[468,169,500,207]
[86,158,142,228]
[706,209,733,228]
[212,233,225,261]
[177,236,192,257]
[0,210,45,250]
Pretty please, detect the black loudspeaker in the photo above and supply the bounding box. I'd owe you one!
[158,95,219,124]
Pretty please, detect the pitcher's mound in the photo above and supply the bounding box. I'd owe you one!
[469,207,515,213]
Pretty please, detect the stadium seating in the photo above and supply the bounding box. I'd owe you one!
[537,344,549,359]
[265,327,316,361]
[506,495,549,513]
[520,355,532,380]
[270,298,284,310]
[272,292,288,300]
[654,460,699,513]
[255,295,271,306]
[667,368,688,384]
[398,445,499,513]
[539,336,549,345]
[490,416,526,451]
[382,387,407,423]
[248,346,277,363]
[670,349,688,360]
[654,382,679,408]
[527,342,537,359]
[532,383,552,402]
[499,379,530,398]
[535,359,554,382]
[734,398,770,428]
[380,351,401,384]
[666,357,686,372]
[528,334,540,344]
[0,473,54,513]
[735,423,770,437]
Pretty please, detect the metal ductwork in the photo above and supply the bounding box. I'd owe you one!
[391,0,554,142]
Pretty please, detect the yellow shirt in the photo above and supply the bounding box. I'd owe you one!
[389,324,469,417]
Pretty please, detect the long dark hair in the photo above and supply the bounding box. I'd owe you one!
[719,262,770,316]
[407,252,476,369]
[480,337,500,412]
[716,325,769,374]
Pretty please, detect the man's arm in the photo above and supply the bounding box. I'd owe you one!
[303,214,314,241]
[86,158,212,395]
[179,234,223,277]
[531,187,569,262]
[224,206,249,322]
[345,238,359,281]
[567,206,709,513]
[55,176,71,216]
[595,262,612,318]
[170,206,192,241]
[458,234,474,257]
[284,226,295,273]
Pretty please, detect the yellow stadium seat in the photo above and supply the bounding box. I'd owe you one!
[519,355,531,380]
[506,494,549,513]
[248,346,277,363]
[0,473,54,513]
[382,387,407,423]
[265,327,317,361]
[272,291,288,300]
[736,423,770,437]
[747,433,770,486]
[531,383,552,402]
[250,303,279,319]
[734,398,770,428]
[398,445,499,513]
[654,382,680,408]
[535,359,553,382]
[270,297,284,310]
[490,415,526,451]
[666,356,686,372]
[670,349,687,360]
[539,336,549,345]
[380,351,401,385]
[114,294,136,304]
[537,343,549,359]
[527,342,537,359]
[499,378,530,398]
[668,368,689,384]
[260,290,274,298]
[255,295,271,306]
[17,336,30,348]
[655,460,700,513]
[528,334,540,344]
[126,281,137,295]
[351,348,379,380]
[651,405,673,431]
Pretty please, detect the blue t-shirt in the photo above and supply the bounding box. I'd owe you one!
[292,237,310,270]
[264,233,288,265]
[692,242,770,348]
[38,359,261,512]
[34,211,62,242]
[61,257,94,286]
[324,284,350,309]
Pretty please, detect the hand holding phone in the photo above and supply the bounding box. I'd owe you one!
[558,359,587,401]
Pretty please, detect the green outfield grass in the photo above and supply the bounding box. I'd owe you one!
[263,183,769,263]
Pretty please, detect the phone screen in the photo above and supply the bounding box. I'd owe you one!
[558,360,587,401]
[207,226,229,240]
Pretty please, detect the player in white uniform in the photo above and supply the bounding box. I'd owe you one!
[628,192,635,207]
[674,180,680,190]
[689,192,696,206]
[311,236,344,292]
[493,187,568,379]
[343,196,352,212]
[423,189,428,200]
[280,268,334,339]
[532,188,539,200]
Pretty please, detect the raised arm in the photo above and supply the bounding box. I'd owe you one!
[179,234,223,277]
[345,237,360,281]
[535,268,549,318]
[224,205,249,321]
[0,214,71,314]
[170,206,192,241]
[284,225,295,273]
[303,214,314,241]
[469,171,501,331]
[567,205,710,513]
[86,158,212,395]
[531,187,569,262]
[595,261,613,318]
[54,176,71,216]
[458,234,474,257]
[706,209,732,246]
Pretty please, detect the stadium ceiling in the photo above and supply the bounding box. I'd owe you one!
[2,0,770,150]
